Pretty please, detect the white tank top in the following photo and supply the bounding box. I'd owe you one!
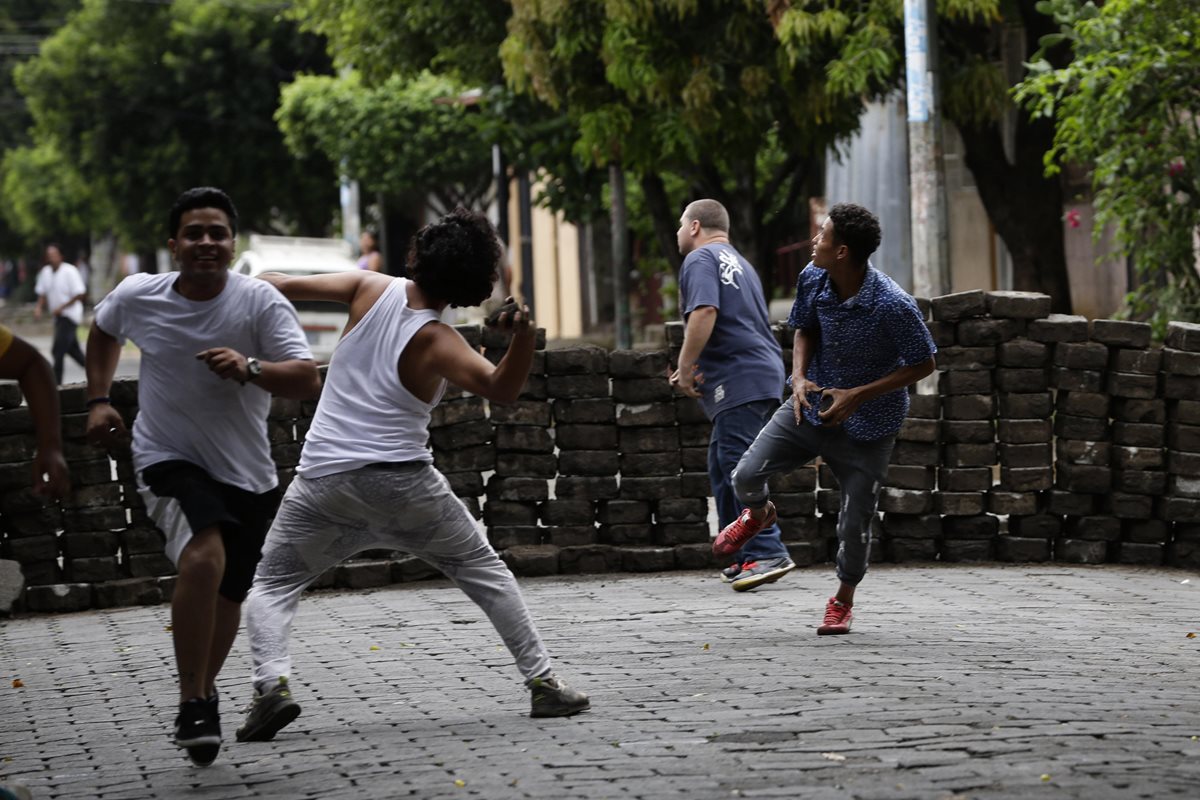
[298,278,445,478]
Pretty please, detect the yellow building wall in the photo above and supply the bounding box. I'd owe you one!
[505,178,584,341]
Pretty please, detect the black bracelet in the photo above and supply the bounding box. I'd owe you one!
[86,396,112,408]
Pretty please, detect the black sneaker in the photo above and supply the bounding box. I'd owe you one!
[236,676,302,742]
[174,697,221,766]
[730,556,796,592]
[528,674,590,718]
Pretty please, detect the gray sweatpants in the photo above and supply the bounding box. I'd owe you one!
[245,463,552,689]
[731,397,895,586]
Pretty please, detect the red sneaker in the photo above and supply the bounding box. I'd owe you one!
[817,598,853,635]
[711,502,777,557]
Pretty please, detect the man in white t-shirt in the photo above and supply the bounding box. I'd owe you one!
[34,244,87,384]
[84,187,321,767]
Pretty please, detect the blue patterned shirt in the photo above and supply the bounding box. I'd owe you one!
[787,263,936,440]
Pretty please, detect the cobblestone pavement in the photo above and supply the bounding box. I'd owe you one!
[2,564,1198,800]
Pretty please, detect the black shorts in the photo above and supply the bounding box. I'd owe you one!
[139,460,281,602]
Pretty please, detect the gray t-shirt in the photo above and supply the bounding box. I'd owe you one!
[95,271,312,493]
[679,243,784,420]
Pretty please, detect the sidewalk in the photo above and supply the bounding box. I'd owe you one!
[20,330,140,385]
[1,564,1198,799]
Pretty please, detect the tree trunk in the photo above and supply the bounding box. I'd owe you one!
[957,117,1072,312]
[640,173,682,271]
[950,0,1074,313]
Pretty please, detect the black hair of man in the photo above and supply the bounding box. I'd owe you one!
[827,203,882,266]
[683,199,730,233]
[407,207,501,308]
[168,187,239,239]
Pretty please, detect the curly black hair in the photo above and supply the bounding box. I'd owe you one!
[407,207,501,307]
[827,203,881,265]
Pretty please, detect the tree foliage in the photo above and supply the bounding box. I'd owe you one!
[1016,0,1200,330]
[277,71,496,213]
[11,0,338,252]
[1,141,104,241]
[772,0,1076,310]
[0,0,80,254]
[500,0,894,285]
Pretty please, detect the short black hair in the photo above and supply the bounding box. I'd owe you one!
[683,199,730,232]
[827,203,881,265]
[168,187,238,239]
[407,207,501,307]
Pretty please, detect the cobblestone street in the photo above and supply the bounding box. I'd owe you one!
[2,564,1198,799]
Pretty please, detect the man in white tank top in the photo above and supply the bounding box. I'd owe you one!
[84,187,322,767]
[237,208,588,743]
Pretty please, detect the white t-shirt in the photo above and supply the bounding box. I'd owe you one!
[94,271,313,493]
[35,263,86,325]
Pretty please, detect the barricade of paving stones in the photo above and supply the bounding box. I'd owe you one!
[3,291,1200,614]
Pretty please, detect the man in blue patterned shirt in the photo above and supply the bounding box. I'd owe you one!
[711,203,936,634]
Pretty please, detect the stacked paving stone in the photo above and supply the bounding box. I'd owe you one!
[0,381,64,590]
[1097,319,1163,565]
[882,295,945,562]
[1044,314,1116,563]
[543,343,621,574]
[11,304,1200,612]
[1164,322,1200,569]
[989,293,1055,562]
[927,291,1001,561]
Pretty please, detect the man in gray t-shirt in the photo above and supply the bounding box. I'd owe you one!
[669,198,793,592]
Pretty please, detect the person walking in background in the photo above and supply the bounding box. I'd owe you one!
[85,187,321,766]
[33,244,86,384]
[0,325,69,498]
[237,208,588,744]
[712,203,936,635]
[669,199,795,592]
[357,229,384,272]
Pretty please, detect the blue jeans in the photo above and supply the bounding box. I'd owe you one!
[731,397,894,585]
[708,398,788,562]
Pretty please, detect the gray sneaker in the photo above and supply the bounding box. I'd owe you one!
[528,674,590,718]
[236,676,302,742]
[730,556,796,592]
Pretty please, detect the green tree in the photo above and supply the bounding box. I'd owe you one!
[1016,0,1200,331]
[773,0,1074,310]
[1,141,106,242]
[277,70,495,213]
[0,0,80,255]
[501,0,878,289]
[12,0,338,254]
[287,0,606,223]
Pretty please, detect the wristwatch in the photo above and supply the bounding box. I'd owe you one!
[243,357,263,384]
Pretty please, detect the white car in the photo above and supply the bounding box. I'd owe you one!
[232,234,359,362]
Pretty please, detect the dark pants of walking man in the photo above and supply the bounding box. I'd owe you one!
[52,316,85,384]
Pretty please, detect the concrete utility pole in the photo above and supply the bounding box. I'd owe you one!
[903,0,950,299]
[340,175,361,248]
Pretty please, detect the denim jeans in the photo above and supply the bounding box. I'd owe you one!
[731,397,895,585]
[708,398,788,562]
[52,315,85,384]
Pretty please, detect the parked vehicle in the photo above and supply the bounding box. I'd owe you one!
[232,235,357,362]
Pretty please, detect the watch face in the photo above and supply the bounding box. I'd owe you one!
[247,358,262,378]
